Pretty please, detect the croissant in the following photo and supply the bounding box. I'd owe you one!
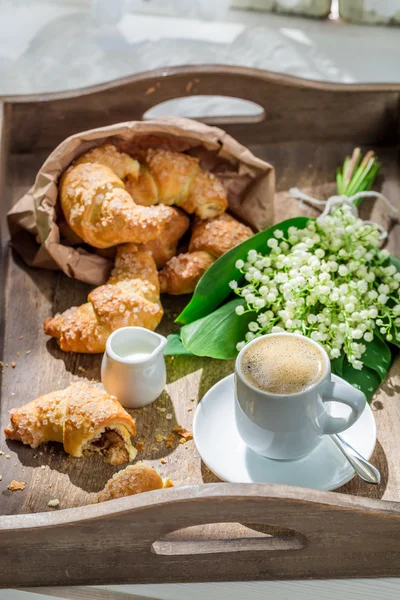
[159,213,253,294]
[44,243,163,353]
[136,208,189,268]
[60,161,179,249]
[4,382,137,465]
[97,462,173,502]
[125,148,228,219]
[74,143,140,183]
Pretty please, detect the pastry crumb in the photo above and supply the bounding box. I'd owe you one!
[155,434,164,443]
[160,458,167,464]
[165,413,173,420]
[25,350,31,355]
[11,362,16,368]
[165,433,175,449]
[0,450,3,455]
[48,499,60,508]
[41,465,46,470]
[177,428,193,441]
[135,441,144,451]
[8,480,25,491]
[0,475,2,481]
[5,455,11,459]
[190,397,195,402]
[16,352,20,357]
[19,336,23,340]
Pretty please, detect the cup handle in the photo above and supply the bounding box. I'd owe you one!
[319,380,366,435]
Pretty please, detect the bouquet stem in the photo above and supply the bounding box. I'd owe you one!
[336,148,380,205]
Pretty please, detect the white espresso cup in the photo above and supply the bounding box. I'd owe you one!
[234,332,366,461]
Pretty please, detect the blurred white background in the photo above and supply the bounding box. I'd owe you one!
[0,0,399,97]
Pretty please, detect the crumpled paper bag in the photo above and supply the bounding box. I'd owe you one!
[7,117,275,286]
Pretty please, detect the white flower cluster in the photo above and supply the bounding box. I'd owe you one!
[231,205,400,369]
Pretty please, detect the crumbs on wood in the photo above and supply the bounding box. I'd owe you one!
[8,480,25,491]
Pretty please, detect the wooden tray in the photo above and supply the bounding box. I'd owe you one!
[1,66,400,588]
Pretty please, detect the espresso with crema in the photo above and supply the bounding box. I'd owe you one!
[241,335,325,395]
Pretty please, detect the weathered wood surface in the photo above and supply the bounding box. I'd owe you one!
[0,68,400,586]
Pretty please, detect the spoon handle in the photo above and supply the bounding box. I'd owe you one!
[330,434,381,485]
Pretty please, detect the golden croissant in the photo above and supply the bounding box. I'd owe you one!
[4,382,137,465]
[60,154,180,249]
[97,462,173,502]
[44,243,163,353]
[74,143,140,183]
[159,213,253,294]
[126,148,228,219]
[136,208,189,268]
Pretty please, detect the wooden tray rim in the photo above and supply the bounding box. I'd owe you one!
[2,64,400,105]
[2,482,400,531]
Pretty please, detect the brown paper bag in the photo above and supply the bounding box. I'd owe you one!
[7,117,275,286]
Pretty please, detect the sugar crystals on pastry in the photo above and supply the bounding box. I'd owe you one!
[97,462,173,502]
[4,382,137,465]
[159,213,253,294]
[60,160,179,249]
[126,148,228,219]
[44,243,163,353]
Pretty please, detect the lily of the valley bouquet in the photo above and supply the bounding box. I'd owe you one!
[167,150,399,401]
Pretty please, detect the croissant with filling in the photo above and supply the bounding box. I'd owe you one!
[4,382,137,465]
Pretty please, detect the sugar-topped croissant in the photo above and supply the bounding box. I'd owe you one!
[60,149,180,249]
[137,209,189,268]
[44,243,163,353]
[4,382,137,465]
[126,148,228,219]
[74,142,140,183]
[97,462,173,502]
[159,213,253,294]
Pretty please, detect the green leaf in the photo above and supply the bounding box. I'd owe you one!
[360,334,392,383]
[177,217,310,325]
[331,354,344,378]
[341,358,381,403]
[181,298,256,360]
[164,332,193,356]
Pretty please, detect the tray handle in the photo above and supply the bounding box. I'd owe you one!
[1,483,400,587]
[10,65,399,152]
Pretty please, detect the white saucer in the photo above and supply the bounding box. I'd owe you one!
[193,374,376,491]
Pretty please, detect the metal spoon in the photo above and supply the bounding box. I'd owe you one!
[330,433,381,485]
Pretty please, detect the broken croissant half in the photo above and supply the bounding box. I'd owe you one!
[4,382,137,466]
[97,462,173,503]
